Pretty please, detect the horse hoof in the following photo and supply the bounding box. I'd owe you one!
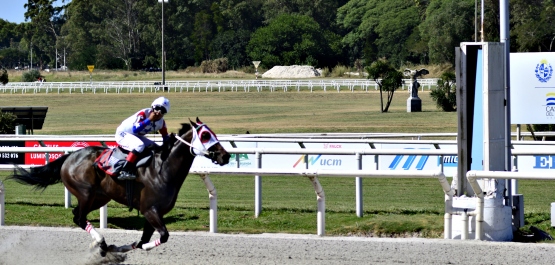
[107,244,118,252]
[99,241,109,252]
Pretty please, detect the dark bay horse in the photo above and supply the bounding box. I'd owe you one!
[8,117,230,253]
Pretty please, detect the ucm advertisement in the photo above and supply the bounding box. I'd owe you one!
[192,142,459,176]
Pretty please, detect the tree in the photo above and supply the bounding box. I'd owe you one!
[94,0,141,70]
[419,0,474,64]
[210,29,251,69]
[24,0,68,68]
[60,0,99,70]
[0,67,8,85]
[261,0,348,30]
[512,0,555,52]
[337,0,422,66]
[366,59,403,113]
[430,71,457,111]
[192,10,215,63]
[0,112,16,134]
[247,13,341,68]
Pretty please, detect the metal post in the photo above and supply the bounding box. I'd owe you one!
[159,0,168,85]
[162,0,165,86]
[100,204,107,228]
[65,188,71,208]
[255,152,262,217]
[308,176,325,236]
[355,153,363,217]
[481,0,484,42]
[0,180,4,226]
[500,0,512,207]
[200,174,218,233]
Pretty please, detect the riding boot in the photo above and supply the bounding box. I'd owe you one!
[118,150,139,180]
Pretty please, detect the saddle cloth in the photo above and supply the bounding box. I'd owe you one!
[95,148,153,176]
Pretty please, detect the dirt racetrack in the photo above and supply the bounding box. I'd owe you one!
[1,226,555,265]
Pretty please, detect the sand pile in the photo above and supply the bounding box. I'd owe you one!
[261,65,321,78]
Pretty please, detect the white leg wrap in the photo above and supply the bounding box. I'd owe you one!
[86,221,104,243]
[141,239,161,251]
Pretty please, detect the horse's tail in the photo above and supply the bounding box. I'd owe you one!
[7,153,71,191]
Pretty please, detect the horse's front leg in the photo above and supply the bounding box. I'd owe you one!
[137,210,169,251]
[85,221,108,251]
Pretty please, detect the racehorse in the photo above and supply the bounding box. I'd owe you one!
[8,117,230,254]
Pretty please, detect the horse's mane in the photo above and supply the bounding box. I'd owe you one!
[178,123,192,136]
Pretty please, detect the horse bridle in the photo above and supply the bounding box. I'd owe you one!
[174,134,218,160]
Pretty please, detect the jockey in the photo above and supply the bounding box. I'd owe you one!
[115,96,170,180]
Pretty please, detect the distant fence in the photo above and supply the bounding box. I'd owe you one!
[0,79,439,94]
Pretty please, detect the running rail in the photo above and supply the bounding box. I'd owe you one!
[189,168,450,236]
[466,170,555,240]
[0,180,4,225]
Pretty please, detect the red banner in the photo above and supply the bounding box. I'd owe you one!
[25,141,117,165]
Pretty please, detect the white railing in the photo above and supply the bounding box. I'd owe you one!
[2,139,555,237]
[0,146,456,236]
[466,170,555,240]
[189,168,449,236]
[0,79,439,94]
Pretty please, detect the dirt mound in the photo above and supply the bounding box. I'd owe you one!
[261,65,321,79]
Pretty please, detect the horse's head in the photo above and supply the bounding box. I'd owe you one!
[177,117,230,166]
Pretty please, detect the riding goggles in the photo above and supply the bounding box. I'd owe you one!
[153,105,167,114]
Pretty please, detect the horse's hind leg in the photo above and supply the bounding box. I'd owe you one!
[138,210,169,251]
[71,196,111,251]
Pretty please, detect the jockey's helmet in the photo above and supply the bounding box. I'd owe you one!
[151,97,170,114]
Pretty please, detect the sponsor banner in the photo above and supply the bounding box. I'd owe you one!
[513,144,555,172]
[0,141,25,164]
[192,141,258,169]
[379,144,457,176]
[293,142,374,170]
[288,154,359,170]
[511,52,555,124]
[25,141,117,165]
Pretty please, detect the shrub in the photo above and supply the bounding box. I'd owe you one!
[21,69,41,82]
[331,65,349,77]
[200,58,229,73]
[0,68,8,85]
[0,112,16,134]
[321,67,331,77]
[430,71,457,111]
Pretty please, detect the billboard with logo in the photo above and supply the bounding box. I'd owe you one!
[511,52,555,124]
[379,144,457,176]
[25,141,117,165]
[512,144,555,172]
[0,140,118,165]
[0,141,25,164]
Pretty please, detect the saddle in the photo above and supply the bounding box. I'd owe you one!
[95,147,154,176]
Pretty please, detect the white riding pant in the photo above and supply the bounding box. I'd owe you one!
[116,131,155,153]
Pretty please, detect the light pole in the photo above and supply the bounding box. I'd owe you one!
[158,0,168,86]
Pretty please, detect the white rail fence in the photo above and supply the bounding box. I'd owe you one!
[0,79,438,94]
[0,146,456,236]
[2,144,554,238]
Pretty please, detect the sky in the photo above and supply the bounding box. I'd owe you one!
[0,0,28,24]
[0,0,68,24]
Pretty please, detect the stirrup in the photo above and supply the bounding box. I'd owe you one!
[118,171,136,180]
